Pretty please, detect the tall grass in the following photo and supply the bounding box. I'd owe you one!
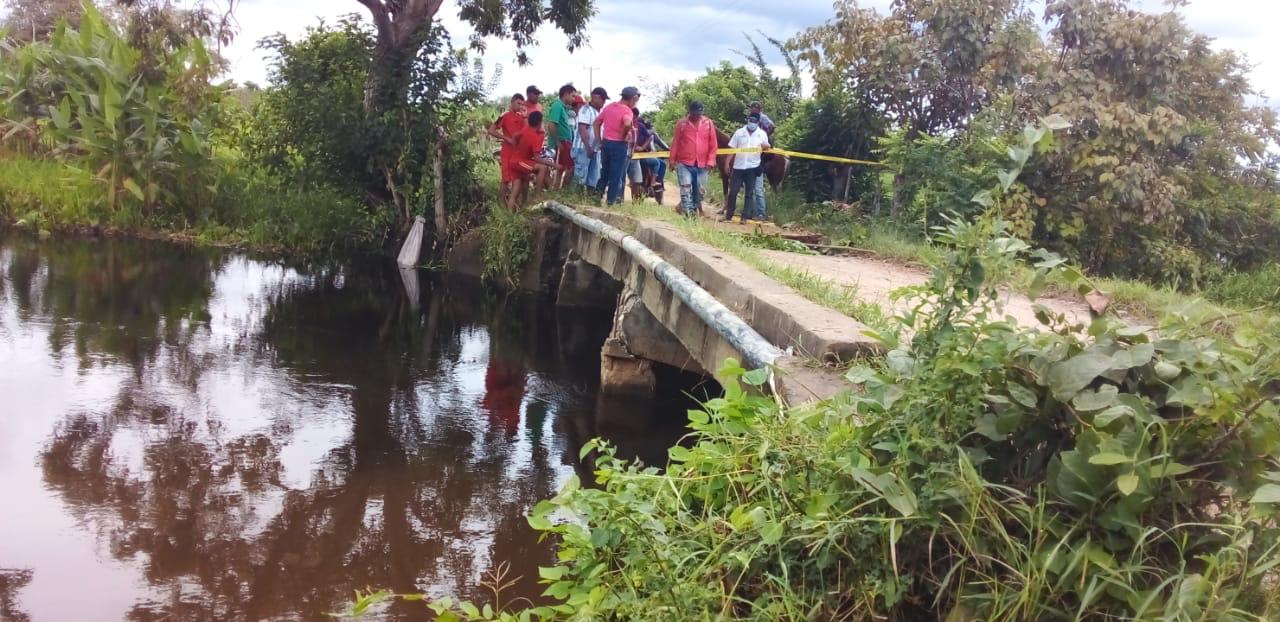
[0,157,105,228]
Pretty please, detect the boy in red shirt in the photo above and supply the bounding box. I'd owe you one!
[488,93,527,205]
[505,111,559,211]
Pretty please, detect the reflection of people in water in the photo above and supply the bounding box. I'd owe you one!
[481,355,528,435]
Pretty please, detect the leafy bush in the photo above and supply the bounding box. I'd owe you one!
[479,208,532,286]
[209,165,389,253]
[245,15,490,231]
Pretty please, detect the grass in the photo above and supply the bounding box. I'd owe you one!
[0,156,106,229]
[0,153,387,254]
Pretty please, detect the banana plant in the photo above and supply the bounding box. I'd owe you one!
[9,3,218,221]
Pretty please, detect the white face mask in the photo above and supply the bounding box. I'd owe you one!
[746,122,759,132]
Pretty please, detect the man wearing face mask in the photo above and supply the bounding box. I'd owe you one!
[723,113,771,223]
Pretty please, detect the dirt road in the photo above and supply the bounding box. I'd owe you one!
[630,190,1095,329]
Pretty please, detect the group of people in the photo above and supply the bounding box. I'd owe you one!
[488,83,776,223]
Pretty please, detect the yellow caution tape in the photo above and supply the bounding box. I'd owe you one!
[630,147,885,167]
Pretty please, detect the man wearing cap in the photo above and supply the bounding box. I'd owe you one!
[525,85,543,115]
[668,101,718,217]
[572,87,607,190]
[723,113,772,223]
[593,85,641,206]
[545,83,577,189]
[748,101,775,135]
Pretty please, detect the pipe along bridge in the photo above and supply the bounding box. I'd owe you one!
[448,202,883,405]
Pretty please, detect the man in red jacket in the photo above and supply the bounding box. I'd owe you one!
[668,101,718,217]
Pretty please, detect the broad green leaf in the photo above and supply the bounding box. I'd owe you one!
[1154,361,1181,381]
[1008,383,1039,408]
[742,367,770,386]
[1072,385,1118,412]
[1249,484,1280,505]
[1089,452,1131,465]
[1149,462,1192,478]
[1093,405,1133,427]
[1116,473,1139,495]
[1047,352,1114,398]
[760,521,784,545]
[122,178,144,201]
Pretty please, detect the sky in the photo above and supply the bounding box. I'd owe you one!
[212,0,1277,110]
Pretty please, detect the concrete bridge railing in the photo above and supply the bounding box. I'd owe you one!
[447,201,883,405]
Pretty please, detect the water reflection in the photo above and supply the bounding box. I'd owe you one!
[0,234,691,620]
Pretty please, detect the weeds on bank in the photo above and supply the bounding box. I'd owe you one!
[0,157,105,229]
[479,207,533,286]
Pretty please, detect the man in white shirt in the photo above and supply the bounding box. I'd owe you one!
[572,87,607,189]
[722,113,771,223]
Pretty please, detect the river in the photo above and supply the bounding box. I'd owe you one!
[0,232,697,620]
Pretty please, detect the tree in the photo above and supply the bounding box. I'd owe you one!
[1,0,87,43]
[1013,0,1280,282]
[354,0,594,114]
[652,53,800,140]
[792,0,1039,215]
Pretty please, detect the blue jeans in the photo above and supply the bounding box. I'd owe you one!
[676,163,709,216]
[572,145,600,188]
[724,167,759,221]
[749,174,768,219]
[643,158,666,184]
[599,140,629,205]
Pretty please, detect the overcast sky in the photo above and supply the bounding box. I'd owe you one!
[219,0,1276,109]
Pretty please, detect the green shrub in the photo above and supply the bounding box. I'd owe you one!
[506,213,1280,621]
[479,208,532,286]
[210,167,389,253]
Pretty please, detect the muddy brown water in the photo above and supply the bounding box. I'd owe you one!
[0,233,700,621]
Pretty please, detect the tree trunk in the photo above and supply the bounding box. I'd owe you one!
[356,0,443,115]
[431,127,446,253]
[890,172,905,218]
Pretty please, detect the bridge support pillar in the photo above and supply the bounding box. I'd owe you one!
[599,290,657,397]
[556,251,622,310]
[601,284,715,396]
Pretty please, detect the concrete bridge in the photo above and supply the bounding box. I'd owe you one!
[447,202,881,405]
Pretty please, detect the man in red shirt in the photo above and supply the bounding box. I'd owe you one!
[668,101,718,217]
[524,85,543,115]
[505,111,559,211]
[487,93,527,205]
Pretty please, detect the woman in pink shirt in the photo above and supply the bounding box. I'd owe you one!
[593,86,640,205]
[668,101,718,216]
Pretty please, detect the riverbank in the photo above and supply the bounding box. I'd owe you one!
[0,155,391,255]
